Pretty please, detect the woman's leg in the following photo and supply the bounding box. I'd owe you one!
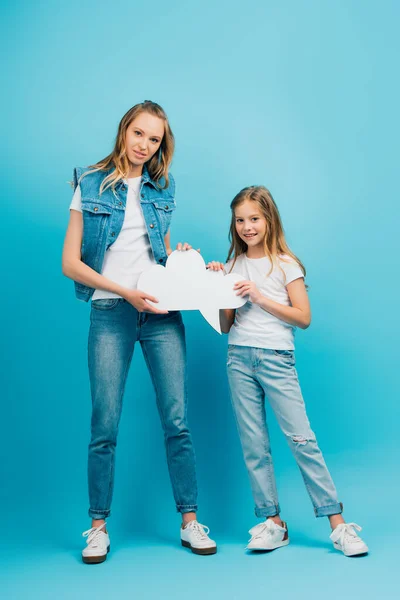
[87,299,138,520]
[139,312,198,516]
[227,345,280,518]
[257,349,343,518]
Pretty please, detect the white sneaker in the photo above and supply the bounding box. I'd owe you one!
[246,519,289,551]
[330,522,368,556]
[82,523,110,564]
[181,520,217,555]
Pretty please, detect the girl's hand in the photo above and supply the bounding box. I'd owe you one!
[206,261,225,272]
[234,280,263,304]
[122,289,168,314]
[176,242,200,252]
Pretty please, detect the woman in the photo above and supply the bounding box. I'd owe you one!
[62,101,216,563]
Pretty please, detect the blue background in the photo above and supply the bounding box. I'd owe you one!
[2,0,399,598]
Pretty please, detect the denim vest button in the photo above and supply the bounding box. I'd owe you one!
[119,202,122,206]
[111,232,115,237]
[150,224,154,229]
[94,207,98,212]
[141,193,145,198]
[165,205,169,209]
[159,258,163,263]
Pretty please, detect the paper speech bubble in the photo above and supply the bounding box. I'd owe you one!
[137,250,247,333]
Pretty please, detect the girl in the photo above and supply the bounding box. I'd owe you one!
[62,101,216,563]
[208,186,368,557]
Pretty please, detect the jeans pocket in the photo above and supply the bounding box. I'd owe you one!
[92,298,122,310]
[272,349,295,365]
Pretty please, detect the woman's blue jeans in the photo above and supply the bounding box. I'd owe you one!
[227,345,342,518]
[87,298,198,519]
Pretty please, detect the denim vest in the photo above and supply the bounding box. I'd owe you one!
[72,165,176,301]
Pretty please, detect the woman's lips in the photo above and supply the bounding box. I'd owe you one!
[133,150,147,158]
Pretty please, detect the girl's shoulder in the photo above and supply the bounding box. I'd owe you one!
[224,254,245,274]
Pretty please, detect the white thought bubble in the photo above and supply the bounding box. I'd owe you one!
[137,250,247,333]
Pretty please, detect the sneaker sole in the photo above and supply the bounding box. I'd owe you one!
[333,542,369,557]
[181,540,217,555]
[82,545,110,564]
[247,538,290,552]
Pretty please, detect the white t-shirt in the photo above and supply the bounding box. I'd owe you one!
[70,177,155,300]
[225,253,304,350]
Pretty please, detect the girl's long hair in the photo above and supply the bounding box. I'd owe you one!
[226,186,306,278]
[83,100,174,193]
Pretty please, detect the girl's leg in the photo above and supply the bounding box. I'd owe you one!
[139,312,198,516]
[257,349,342,518]
[87,299,138,520]
[227,345,280,518]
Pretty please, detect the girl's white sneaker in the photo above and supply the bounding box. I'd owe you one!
[246,519,289,551]
[82,523,110,564]
[181,520,217,555]
[330,522,369,557]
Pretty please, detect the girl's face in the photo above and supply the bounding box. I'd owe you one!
[234,199,267,252]
[125,112,164,167]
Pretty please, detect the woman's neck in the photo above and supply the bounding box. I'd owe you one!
[127,164,143,178]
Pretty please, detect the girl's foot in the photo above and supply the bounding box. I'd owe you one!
[246,519,289,551]
[181,520,217,555]
[330,522,369,557]
[82,523,110,564]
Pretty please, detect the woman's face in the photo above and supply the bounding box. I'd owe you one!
[125,112,165,167]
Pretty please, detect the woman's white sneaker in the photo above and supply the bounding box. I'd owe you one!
[82,523,110,564]
[181,520,217,555]
[246,519,289,551]
[330,522,368,556]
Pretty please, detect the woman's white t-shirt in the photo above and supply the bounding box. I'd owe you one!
[70,177,155,300]
[225,254,304,350]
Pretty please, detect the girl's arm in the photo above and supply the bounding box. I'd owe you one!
[234,277,311,329]
[62,210,167,313]
[219,309,236,334]
[206,261,235,334]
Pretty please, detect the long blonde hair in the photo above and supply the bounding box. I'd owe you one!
[227,186,306,278]
[82,100,174,193]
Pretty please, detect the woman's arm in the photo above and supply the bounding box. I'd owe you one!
[164,230,173,255]
[234,277,311,329]
[62,210,167,313]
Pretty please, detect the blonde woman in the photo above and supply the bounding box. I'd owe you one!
[207,186,368,557]
[62,101,216,563]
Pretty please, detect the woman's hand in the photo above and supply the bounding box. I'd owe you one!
[234,280,263,304]
[206,261,225,271]
[176,242,200,252]
[122,289,168,314]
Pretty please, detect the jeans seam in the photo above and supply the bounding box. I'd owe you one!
[141,341,181,507]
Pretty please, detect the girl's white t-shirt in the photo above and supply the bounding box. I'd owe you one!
[225,254,304,350]
[70,177,155,300]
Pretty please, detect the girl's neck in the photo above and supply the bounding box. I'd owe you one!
[246,247,267,259]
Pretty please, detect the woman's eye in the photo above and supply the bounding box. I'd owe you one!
[150,138,159,144]
[134,130,141,136]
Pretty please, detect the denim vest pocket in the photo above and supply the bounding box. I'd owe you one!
[81,202,111,265]
[153,200,176,235]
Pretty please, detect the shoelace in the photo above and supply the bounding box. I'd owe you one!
[82,522,107,547]
[185,521,210,541]
[330,523,362,546]
[248,519,285,541]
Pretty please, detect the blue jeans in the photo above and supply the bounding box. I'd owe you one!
[227,345,342,518]
[87,299,198,519]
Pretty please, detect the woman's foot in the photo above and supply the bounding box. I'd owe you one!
[181,520,217,555]
[330,522,368,556]
[82,522,110,564]
[246,519,289,551]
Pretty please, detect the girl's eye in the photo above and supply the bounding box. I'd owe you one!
[252,217,259,222]
[236,219,243,223]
